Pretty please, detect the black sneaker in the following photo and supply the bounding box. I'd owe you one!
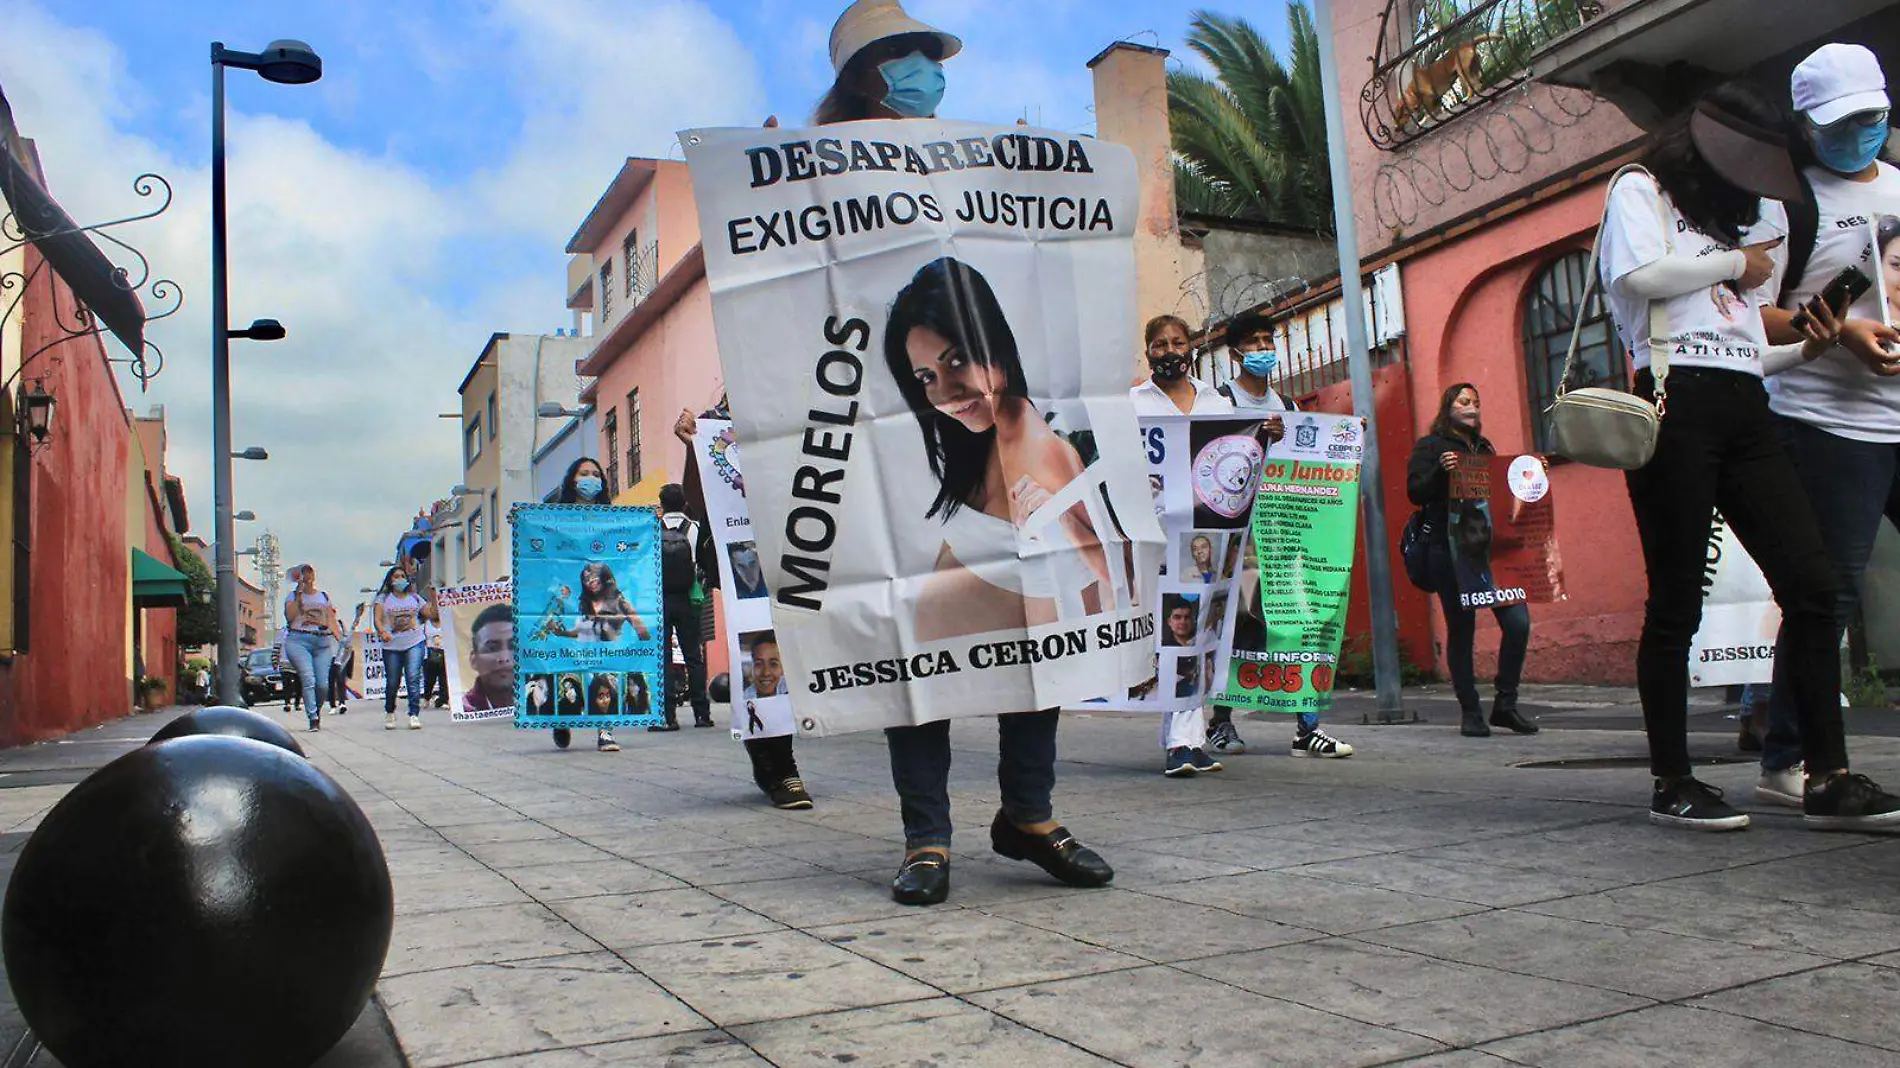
[1649,777,1749,832]
[1163,747,1197,777]
[1804,772,1900,831]
[1188,747,1223,773]
[768,777,814,810]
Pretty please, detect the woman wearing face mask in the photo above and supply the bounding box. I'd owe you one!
[548,456,627,753]
[281,564,345,732]
[1407,384,1534,739]
[1599,81,1898,831]
[1750,45,1900,811]
[817,0,1112,907]
[374,564,435,731]
[1129,314,1229,415]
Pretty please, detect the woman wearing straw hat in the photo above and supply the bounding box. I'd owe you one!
[807,0,1114,908]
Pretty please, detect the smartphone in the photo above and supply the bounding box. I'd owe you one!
[1791,265,1873,329]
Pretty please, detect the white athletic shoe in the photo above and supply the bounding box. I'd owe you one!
[1756,762,1805,809]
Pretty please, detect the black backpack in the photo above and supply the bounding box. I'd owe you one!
[1399,509,1437,592]
[1780,168,1821,307]
[660,518,698,596]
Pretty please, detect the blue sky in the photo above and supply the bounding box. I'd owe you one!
[6,0,1293,612]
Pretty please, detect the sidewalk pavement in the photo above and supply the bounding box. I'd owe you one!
[3,687,1900,1067]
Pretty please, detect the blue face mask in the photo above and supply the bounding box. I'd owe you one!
[1812,112,1890,175]
[1241,349,1279,379]
[393,578,410,592]
[878,52,946,119]
[575,476,604,500]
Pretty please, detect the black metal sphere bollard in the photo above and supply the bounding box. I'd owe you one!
[709,672,731,705]
[150,705,306,757]
[3,735,394,1068]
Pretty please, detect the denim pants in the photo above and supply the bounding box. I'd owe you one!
[1625,369,1845,779]
[885,709,1058,851]
[1434,586,1531,712]
[1762,416,1900,773]
[282,631,336,725]
[383,643,426,715]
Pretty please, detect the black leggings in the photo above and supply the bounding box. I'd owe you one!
[1625,368,1846,779]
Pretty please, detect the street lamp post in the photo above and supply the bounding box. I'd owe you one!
[211,39,321,704]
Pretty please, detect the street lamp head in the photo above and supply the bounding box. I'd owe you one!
[235,446,269,461]
[450,484,480,497]
[258,40,323,85]
[535,402,575,419]
[234,510,257,522]
[231,318,286,341]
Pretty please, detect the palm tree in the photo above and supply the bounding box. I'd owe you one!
[1169,5,1331,231]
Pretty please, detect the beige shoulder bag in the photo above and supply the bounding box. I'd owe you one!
[1548,165,1672,471]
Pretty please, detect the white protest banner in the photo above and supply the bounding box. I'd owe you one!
[694,418,796,740]
[352,630,386,702]
[1689,511,1777,687]
[438,581,515,721]
[1090,414,1262,719]
[681,121,1165,734]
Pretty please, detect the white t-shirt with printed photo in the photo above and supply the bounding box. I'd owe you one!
[1766,162,1900,443]
[1599,171,1788,377]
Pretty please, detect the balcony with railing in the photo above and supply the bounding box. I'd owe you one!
[1360,0,1605,151]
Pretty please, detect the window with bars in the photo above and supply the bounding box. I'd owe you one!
[604,409,621,498]
[599,260,613,321]
[1522,249,1628,452]
[464,415,482,468]
[626,387,643,488]
[623,230,640,297]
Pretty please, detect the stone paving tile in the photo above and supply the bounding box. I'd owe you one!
[729,997,1118,1067]
[971,965,1444,1067]
[548,889,786,950]
[460,836,621,870]
[1140,870,1487,935]
[460,1031,772,1065]
[1382,1054,1520,1067]
[434,818,572,846]
[812,909,1149,994]
[636,846,832,887]
[377,952,709,1067]
[1078,844,1254,886]
[1661,846,1900,915]
[502,859,689,901]
[1360,910,1834,1001]
[383,846,493,878]
[1478,1003,1897,1067]
[978,887,1321,963]
[620,929,939,1027]
[1119,829,1385,870]
[382,902,601,976]
[1694,963,1900,1051]
[1520,881,1900,960]
[707,872,928,929]
[1279,852,1625,908]
[1178,937,1650,1046]
[393,868,537,915]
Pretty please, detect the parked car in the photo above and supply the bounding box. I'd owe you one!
[238,648,284,707]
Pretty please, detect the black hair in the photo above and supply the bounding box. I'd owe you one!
[659,483,686,511]
[1430,382,1483,448]
[470,603,514,646]
[1880,215,1900,255]
[748,632,779,656]
[578,562,625,619]
[882,257,1030,520]
[813,32,944,125]
[557,456,607,504]
[587,673,618,709]
[1225,308,1273,348]
[1644,81,1783,246]
[375,565,409,598]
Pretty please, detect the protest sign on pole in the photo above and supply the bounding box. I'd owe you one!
[680,120,1165,734]
[1092,414,1262,718]
[693,418,796,741]
[1446,454,1565,609]
[1688,510,1778,687]
[512,505,666,731]
[1213,412,1364,716]
[437,581,515,722]
[352,630,386,702]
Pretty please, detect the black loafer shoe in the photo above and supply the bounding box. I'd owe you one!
[989,810,1113,888]
[891,853,950,905]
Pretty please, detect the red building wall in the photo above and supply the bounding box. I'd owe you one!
[139,488,179,708]
[0,247,138,745]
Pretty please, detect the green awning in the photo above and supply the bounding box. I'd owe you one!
[132,548,188,609]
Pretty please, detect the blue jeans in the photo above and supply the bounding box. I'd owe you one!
[282,631,336,724]
[383,643,426,716]
[1764,417,1900,772]
[885,709,1059,851]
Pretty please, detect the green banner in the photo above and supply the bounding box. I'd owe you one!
[1213,412,1364,715]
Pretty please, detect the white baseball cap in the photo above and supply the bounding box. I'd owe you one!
[1792,43,1889,126]
[827,0,961,76]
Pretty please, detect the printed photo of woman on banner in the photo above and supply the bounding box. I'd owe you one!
[512,504,666,731]
[679,116,1166,733]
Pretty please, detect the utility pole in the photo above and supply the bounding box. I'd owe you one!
[256,530,282,647]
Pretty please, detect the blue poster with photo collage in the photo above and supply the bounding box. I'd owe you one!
[512,504,665,730]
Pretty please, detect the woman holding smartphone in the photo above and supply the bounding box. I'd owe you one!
[1601,81,1898,831]
[1752,45,1900,809]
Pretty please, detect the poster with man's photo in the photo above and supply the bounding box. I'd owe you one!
[1093,414,1262,716]
[693,417,795,740]
[512,505,665,731]
[437,581,514,722]
[1445,455,1565,609]
[681,120,1165,734]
